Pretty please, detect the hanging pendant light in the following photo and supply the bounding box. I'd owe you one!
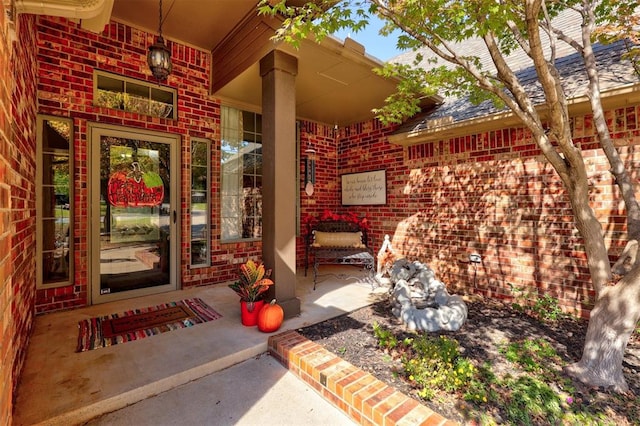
[147,0,172,81]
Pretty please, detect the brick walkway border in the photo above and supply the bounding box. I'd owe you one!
[268,330,458,426]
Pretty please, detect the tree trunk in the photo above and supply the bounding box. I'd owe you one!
[565,266,640,392]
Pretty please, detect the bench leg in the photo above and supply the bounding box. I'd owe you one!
[313,262,319,290]
[362,258,376,290]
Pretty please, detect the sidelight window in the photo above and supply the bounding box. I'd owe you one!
[220,106,263,241]
[36,115,74,288]
[191,138,210,266]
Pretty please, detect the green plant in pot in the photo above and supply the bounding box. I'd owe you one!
[228,259,274,326]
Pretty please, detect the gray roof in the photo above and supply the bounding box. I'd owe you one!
[391,10,639,134]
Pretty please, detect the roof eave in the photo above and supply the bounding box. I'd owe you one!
[389,82,640,147]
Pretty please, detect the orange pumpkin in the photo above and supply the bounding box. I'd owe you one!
[257,299,284,333]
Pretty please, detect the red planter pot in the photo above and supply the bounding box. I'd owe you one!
[240,300,265,327]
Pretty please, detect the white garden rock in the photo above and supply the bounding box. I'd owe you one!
[389,259,467,332]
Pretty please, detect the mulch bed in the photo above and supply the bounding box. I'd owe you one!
[297,297,640,425]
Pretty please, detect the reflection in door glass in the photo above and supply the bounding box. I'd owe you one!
[40,118,72,285]
[191,139,209,266]
[99,136,170,294]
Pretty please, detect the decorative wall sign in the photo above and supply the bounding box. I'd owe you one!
[341,169,387,206]
[107,162,164,207]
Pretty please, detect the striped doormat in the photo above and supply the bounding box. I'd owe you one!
[76,298,222,352]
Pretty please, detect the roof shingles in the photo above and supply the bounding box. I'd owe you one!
[391,10,638,135]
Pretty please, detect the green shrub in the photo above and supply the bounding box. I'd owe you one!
[401,334,475,400]
[464,362,497,404]
[372,322,398,349]
[371,323,628,425]
[503,376,563,425]
[531,294,564,322]
[500,338,559,373]
[508,283,564,323]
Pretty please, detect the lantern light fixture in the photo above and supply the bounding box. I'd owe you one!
[147,0,172,81]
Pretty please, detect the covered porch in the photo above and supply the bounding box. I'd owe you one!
[14,266,388,425]
[3,1,414,423]
[22,0,403,314]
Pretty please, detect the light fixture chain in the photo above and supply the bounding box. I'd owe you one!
[147,0,171,81]
[158,0,163,38]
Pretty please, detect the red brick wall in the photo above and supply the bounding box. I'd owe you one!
[0,6,12,424]
[1,10,38,425]
[337,110,640,318]
[296,121,341,262]
[32,15,635,321]
[35,17,261,312]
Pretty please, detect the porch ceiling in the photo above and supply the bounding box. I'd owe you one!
[214,38,399,126]
[110,0,397,126]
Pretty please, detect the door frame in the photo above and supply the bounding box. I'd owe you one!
[88,122,180,304]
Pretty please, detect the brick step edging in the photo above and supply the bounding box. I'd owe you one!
[268,330,458,426]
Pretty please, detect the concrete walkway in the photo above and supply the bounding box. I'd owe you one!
[85,354,355,425]
[14,266,387,425]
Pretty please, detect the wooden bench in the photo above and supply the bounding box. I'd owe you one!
[305,221,375,290]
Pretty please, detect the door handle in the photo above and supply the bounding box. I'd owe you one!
[173,210,177,224]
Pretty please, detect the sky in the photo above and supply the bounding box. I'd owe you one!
[332,16,405,61]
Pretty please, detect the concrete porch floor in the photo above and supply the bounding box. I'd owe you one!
[14,266,388,425]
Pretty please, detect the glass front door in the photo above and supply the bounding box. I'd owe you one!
[90,123,179,303]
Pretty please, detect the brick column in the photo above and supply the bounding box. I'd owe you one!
[260,50,300,318]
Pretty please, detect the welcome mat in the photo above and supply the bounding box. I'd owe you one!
[76,298,222,352]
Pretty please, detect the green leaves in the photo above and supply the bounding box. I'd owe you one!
[371,62,432,124]
[261,0,638,143]
[142,171,163,188]
[260,0,534,124]
[594,0,640,74]
[259,0,371,47]
[229,259,275,302]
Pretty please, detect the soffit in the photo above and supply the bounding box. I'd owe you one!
[216,37,398,126]
[111,0,259,51]
[110,0,398,127]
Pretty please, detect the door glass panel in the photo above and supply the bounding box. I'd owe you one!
[99,136,170,295]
